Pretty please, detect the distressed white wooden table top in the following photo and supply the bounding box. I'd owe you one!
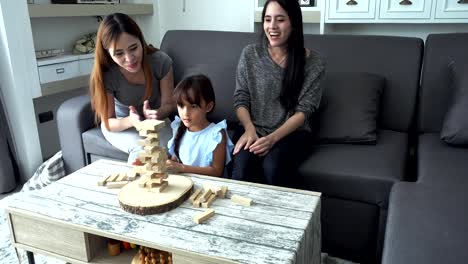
[5,159,321,264]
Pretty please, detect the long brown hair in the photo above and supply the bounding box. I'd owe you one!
[173,75,216,161]
[90,13,158,130]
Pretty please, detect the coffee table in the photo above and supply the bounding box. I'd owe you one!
[4,159,321,264]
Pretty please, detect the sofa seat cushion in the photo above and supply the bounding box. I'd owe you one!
[82,127,128,162]
[382,182,468,264]
[299,129,406,208]
[418,133,468,187]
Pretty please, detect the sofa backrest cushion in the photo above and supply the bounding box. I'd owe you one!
[419,33,468,133]
[304,34,423,132]
[440,61,468,146]
[317,72,385,144]
[161,30,423,132]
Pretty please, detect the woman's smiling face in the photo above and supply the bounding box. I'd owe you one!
[108,32,143,73]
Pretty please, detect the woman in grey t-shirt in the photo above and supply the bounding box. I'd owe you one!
[90,13,174,164]
[232,0,325,187]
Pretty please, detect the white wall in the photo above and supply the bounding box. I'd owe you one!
[158,0,254,42]
[0,0,42,182]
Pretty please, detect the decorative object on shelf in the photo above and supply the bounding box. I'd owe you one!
[73,33,96,54]
[458,0,468,4]
[51,0,120,3]
[346,0,358,5]
[298,0,315,6]
[35,48,65,59]
[399,0,413,5]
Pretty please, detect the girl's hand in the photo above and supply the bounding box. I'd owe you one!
[233,127,258,155]
[249,135,276,156]
[128,105,141,126]
[166,159,184,173]
[143,100,160,120]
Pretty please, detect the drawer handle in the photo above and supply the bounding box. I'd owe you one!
[399,0,412,5]
[56,68,65,74]
[458,0,468,4]
[346,0,358,5]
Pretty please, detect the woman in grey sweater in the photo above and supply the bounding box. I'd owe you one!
[232,0,325,186]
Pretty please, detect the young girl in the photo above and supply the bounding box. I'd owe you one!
[90,13,174,165]
[166,75,234,177]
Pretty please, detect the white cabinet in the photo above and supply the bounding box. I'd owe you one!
[435,0,468,19]
[37,54,94,84]
[379,0,432,19]
[327,0,377,20]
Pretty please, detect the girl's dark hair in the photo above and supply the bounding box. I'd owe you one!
[261,0,305,112]
[173,74,216,161]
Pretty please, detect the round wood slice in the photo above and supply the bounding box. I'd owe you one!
[119,174,193,215]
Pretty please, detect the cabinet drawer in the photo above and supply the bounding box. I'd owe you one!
[10,214,91,262]
[38,60,79,84]
[380,0,432,19]
[328,0,376,19]
[79,58,94,75]
[436,0,468,19]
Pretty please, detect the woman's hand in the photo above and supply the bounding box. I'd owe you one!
[249,135,276,156]
[233,127,258,155]
[166,157,184,173]
[143,100,160,120]
[128,105,141,126]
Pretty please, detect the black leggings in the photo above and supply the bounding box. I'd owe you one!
[231,128,313,188]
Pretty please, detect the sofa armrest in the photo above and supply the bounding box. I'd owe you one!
[57,94,95,174]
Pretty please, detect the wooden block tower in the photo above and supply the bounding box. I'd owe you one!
[118,119,194,215]
[134,120,169,193]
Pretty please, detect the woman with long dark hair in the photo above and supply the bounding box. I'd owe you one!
[90,13,174,164]
[232,0,325,186]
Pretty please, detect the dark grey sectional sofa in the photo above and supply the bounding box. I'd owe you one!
[382,33,468,264]
[57,31,467,264]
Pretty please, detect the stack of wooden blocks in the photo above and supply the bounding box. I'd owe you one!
[134,120,169,193]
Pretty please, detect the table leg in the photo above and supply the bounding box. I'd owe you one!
[26,251,35,264]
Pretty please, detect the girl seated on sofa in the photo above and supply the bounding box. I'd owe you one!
[166,74,234,177]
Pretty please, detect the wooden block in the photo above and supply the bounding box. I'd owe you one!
[202,193,217,208]
[231,194,252,206]
[107,173,120,182]
[116,173,127,182]
[146,132,159,139]
[134,119,166,132]
[149,181,168,193]
[144,145,158,154]
[192,199,201,208]
[188,189,202,202]
[138,179,146,188]
[199,189,213,203]
[146,178,164,185]
[106,181,129,189]
[220,186,228,198]
[138,129,153,137]
[107,239,121,256]
[203,184,222,196]
[193,209,215,224]
[150,165,165,173]
[97,175,110,186]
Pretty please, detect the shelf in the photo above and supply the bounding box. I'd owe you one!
[254,9,321,23]
[37,53,94,66]
[40,75,89,96]
[28,4,153,18]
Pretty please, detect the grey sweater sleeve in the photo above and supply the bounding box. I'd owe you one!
[233,46,251,111]
[295,52,326,121]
